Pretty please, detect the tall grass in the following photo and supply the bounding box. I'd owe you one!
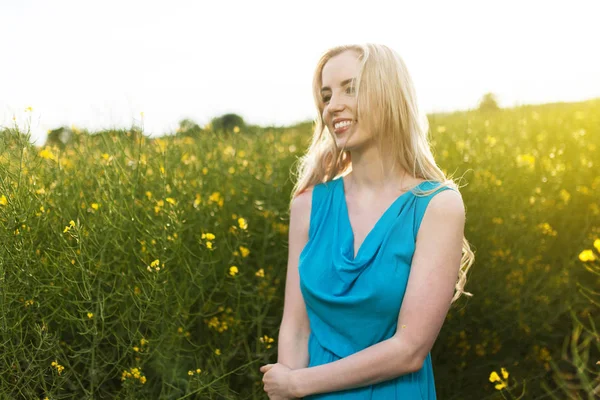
[0,99,598,399]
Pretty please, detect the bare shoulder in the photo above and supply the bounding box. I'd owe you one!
[291,186,314,219]
[426,188,465,223]
[289,185,315,237]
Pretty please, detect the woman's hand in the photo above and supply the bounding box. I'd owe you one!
[259,362,300,399]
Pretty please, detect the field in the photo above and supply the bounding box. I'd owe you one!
[1,98,599,399]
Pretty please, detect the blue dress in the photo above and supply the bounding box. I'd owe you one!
[298,176,454,399]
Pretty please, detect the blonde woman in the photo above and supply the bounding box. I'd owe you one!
[260,43,474,399]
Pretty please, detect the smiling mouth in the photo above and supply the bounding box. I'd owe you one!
[333,120,355,134]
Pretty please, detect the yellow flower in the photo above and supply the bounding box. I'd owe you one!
[579,249,596,262]
[239,246,250,257]
[255,268,265,278]
[196,368,201,374]
[259,335,274,343]
[133,346,139,352]
[193,194,202,208]
[209,192,221,203]
[537,222,557,237]
[229,266,239,276]
[39,148,55,160]
[166,197,176,205]
[215,348,221,355]
[238,217,248,230]
[188,370,194,376]
[202,232,215,240]
[484,135,497,146]
[0,195,7,206]
[489,371,500,382]
[559,189,570,204]
[516,153,535,169]
[233,126,240,133]
[259,335,275,348]
[51,360,65,375]
[489,368,509,390]
[87,312,94,319]
[25,106,33,112]
[594,238,600,253]
[91,203,99,210]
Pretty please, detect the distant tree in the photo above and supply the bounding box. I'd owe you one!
[210,113,246,133]
[478,92,500,111]
[45,127,72,149]
[176,118,204,137]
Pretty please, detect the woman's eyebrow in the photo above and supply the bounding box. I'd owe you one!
[320,78,356,94]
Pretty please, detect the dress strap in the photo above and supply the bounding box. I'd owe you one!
[307,179,337,240]
[413,182,457,239]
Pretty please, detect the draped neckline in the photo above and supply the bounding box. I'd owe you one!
[339,176,427,261]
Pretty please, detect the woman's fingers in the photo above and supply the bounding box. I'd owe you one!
[260,364,273,373]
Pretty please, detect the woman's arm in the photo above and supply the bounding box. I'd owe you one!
[277,188,313,370]
[290,332,419,397]
[277,328,309,370]
[291,190,466,397]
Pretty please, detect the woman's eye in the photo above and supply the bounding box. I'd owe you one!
[346,86,356,95]
[322,96,331,103]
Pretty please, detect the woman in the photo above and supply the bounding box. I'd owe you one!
[260,43,474,399]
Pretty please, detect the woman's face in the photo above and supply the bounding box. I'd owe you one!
[320,50,370,149]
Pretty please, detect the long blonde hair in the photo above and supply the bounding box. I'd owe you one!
[290,43,474,304]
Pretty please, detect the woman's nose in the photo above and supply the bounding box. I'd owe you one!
[328,95,345,112]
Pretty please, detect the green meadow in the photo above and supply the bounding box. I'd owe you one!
[1,99,599,399]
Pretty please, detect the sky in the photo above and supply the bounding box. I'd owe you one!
[1,0,599,146]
